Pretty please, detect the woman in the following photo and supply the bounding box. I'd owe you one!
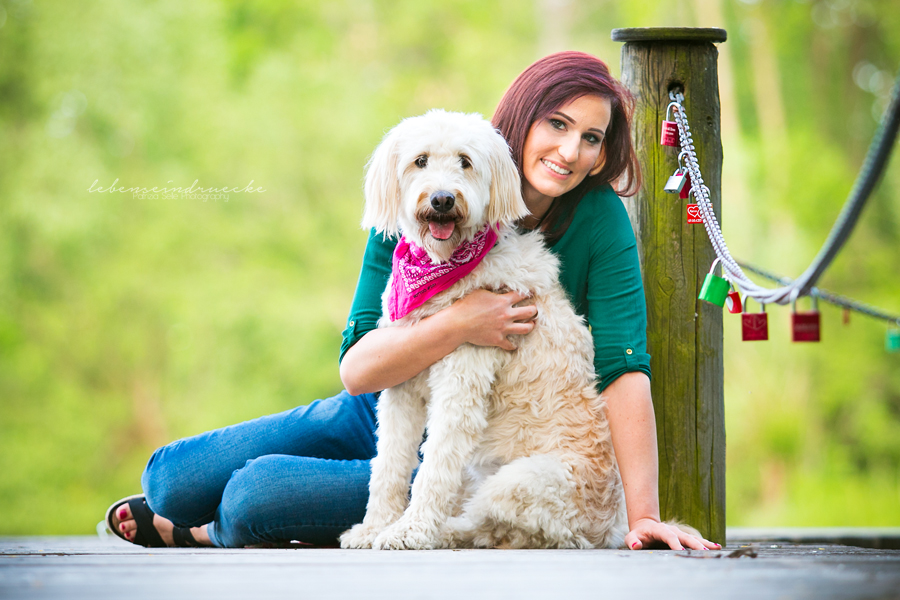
[107,51,718,552]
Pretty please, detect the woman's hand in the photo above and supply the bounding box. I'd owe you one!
[340,289,538,395]
[624,517,720,551]
[450,289,538,350]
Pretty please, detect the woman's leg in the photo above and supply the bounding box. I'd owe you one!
[207,455,372,547]
[140,390,379,528]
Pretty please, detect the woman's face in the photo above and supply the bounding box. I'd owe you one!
[521,94,612,206]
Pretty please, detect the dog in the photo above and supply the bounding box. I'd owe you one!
[339,109,627,550]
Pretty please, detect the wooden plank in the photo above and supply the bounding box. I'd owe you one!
[2,537,900,600]
[616,30,726,544]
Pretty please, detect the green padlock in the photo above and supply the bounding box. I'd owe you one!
[699,259,730,307]
[887,328,900,353]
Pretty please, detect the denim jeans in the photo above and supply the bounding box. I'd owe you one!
[140,390,379,547]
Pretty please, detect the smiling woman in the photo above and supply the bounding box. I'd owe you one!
[520,95,611,229]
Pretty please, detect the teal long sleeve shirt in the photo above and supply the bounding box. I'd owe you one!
[339,184,651,393]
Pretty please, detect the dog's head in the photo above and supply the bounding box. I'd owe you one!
[361,109,529,264]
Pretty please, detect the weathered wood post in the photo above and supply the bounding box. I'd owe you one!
[612,27,727,544]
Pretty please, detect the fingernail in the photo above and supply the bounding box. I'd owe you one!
[119,509,127,519]
[631,542,638,549]
[715,543,721,548]
[680,547,686,551]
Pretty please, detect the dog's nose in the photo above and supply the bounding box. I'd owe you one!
[430,191,455,213]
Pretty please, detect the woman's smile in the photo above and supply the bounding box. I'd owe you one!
[521,94,612,210]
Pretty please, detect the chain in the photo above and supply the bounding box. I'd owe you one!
[668,68,900,307]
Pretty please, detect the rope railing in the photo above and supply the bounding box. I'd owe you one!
[667,67,900,307]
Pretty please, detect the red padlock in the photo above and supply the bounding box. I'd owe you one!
[660,102,680,147]
[686,203,703,224]
[680,172,692,199]
[791,295,821,342]
[741,299,768,341]
[726,286,742,314]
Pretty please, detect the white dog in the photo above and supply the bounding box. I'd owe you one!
[340,110,627,550]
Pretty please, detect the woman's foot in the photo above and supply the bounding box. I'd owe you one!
[108,497,212,547]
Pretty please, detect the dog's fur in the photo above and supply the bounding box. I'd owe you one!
[340,110,627,550]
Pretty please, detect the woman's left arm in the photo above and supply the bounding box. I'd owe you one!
[603,371,719,550]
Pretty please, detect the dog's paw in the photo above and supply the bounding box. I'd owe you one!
[340,523,384,549]
[372,517,442,550]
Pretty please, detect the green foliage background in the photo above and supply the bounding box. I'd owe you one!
[1,0,898,534]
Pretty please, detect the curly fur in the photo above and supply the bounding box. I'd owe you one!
[340,110,627,550]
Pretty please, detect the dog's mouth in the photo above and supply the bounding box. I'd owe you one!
[428,217,456,240]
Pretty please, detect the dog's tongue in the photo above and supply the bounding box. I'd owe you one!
[429,221,455,240]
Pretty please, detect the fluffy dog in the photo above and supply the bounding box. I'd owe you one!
[340,110,627,550]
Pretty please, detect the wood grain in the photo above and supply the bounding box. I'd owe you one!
[617,33,726,544]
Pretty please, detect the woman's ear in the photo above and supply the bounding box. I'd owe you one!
[485,130,530,228]
[361,125,402,237]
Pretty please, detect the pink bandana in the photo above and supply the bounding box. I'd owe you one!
[388,225,499,321]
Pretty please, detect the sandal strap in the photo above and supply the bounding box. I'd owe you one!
[127,497,167,548]
[172,526,202,547]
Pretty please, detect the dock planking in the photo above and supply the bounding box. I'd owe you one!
[2,535,899,600]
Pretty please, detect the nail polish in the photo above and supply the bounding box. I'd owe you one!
[631,542,637,549]
[119,509,127,519]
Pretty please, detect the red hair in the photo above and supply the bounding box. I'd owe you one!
[492,51,642,242]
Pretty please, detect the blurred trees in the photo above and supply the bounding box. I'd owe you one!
[0,0,897,533]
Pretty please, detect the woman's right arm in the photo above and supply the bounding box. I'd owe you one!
[339,230,535,396]
[341,288,536,395]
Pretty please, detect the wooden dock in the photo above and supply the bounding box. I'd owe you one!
[2,533,899,599]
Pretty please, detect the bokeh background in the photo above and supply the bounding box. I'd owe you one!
[1,0,898,534]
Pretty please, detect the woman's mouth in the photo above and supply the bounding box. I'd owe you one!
[541,159,572,176]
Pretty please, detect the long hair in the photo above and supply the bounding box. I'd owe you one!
[492,51,641,244]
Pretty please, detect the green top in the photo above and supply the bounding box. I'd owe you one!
[339,184,651,393]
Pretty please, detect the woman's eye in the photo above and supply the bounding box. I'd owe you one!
[415,155,428,168]
[584,134,601,145]
[549,119,565,130]
[459,155,472,169]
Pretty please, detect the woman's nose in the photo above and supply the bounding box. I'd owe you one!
[558,135,580,162]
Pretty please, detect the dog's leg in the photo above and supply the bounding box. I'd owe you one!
[340,382,427,549]
[372,346,502,550]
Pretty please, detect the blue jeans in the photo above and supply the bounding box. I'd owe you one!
[140,390,380,547]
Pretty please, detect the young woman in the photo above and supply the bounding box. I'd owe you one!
[107,51,718,552]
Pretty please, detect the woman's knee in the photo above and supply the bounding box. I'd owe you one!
[141,440,216,525]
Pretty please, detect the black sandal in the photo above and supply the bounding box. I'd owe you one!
[105,494,203,548]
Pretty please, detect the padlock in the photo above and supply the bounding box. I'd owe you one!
[680,172,692,199]
[791,295,821,342]
[660,102,680,147]
[686,203,703,224]
[887,328,900,353]
[725,285,742,314]
[741,298,768,341]
[664,169,688,194]
[699,259,730,307]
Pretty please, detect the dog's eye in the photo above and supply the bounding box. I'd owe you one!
[415,155,428,168]
[459,155,472,170]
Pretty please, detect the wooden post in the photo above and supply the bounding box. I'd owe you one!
[612,27,728,544]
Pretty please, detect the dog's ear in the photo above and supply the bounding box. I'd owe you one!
[361,125,402,237]
[485,131,530,228]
